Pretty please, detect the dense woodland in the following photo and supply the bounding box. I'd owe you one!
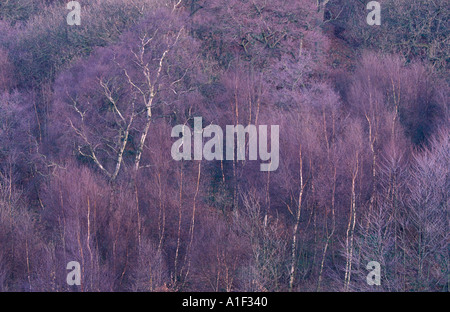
[0,0,448,292]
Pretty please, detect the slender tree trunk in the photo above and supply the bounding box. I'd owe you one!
[182,162,202,284]
[173,166,183,288]
[317,167,336,291]
[289,146,304,291]
[344,154,359,291]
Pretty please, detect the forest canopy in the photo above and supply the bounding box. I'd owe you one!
[0,0,448,292]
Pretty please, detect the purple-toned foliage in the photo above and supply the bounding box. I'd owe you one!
[0,0,447,292]
[50,8,203,180]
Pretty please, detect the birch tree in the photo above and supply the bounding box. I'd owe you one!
[52,9,200,181]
